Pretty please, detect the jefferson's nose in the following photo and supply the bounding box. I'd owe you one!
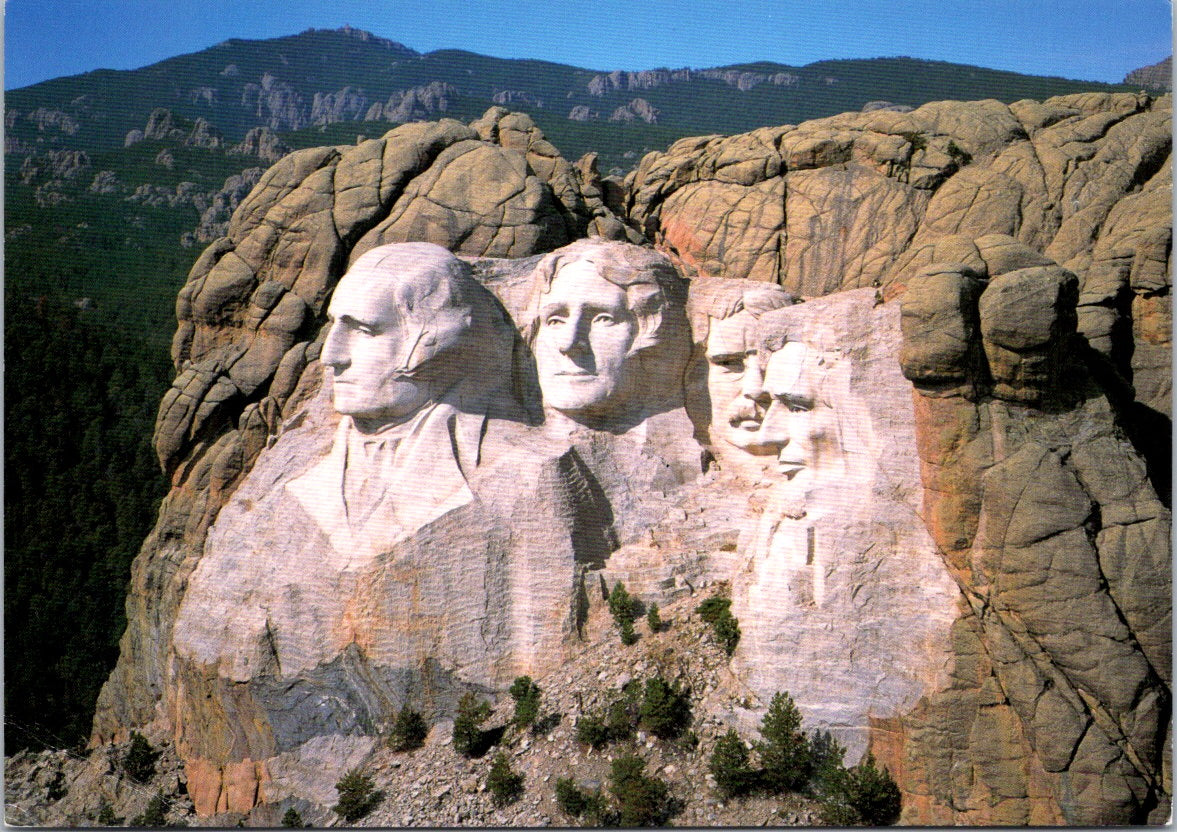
[555,315,589,355]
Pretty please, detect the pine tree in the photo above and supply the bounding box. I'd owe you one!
[709,729,756,798]
[453,692,493,757]
[332,768,383,821]
[756,691,812,793]
[389,705,428,752]
[508,676,541,728]
[487,751,525,806]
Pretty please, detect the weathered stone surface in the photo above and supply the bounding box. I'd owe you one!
[900,252,1170,823]
[978,264,1079,403]
[899,263,985,394]
[95,110,630,762]
[91,97,1170,827]
[626,94,1169,426]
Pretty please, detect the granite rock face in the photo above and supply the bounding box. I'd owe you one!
[93,107,628,751]
[92,101,1170,824]
[896,239,1171,823]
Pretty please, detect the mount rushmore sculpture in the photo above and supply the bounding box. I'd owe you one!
[90,100,1170,825]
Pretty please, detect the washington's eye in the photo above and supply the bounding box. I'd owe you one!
[592,313,615,325]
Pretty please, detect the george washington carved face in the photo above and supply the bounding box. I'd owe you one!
[322,242,510,432]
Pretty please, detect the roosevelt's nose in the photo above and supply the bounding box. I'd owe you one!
[321,322,350,369]
[740,356,770,405]
[759,400,791,446]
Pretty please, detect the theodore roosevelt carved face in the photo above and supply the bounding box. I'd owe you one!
[687,278,796,473]
[322,242,512,431]
[528,239,688,429]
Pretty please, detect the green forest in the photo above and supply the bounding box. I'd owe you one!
[4,170,194,751]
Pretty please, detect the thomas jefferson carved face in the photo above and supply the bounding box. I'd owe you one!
[533,260,640,418]
[322,243,490,431]
[529,239,684,428]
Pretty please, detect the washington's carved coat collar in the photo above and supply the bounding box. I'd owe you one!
[286,401,485,561]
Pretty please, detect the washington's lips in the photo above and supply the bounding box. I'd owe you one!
[554,370,595,377]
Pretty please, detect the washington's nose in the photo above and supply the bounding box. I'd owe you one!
[321,323,350,369]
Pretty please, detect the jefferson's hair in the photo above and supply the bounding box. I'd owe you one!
[525,238,686,350]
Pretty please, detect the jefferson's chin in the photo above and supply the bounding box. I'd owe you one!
[543,374,615,414]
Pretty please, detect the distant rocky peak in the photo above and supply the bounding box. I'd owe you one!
[301,25,419,57]
[1123,55,1172,92]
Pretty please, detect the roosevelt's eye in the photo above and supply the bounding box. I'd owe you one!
[709,356,745,372]
[776,395,812,413]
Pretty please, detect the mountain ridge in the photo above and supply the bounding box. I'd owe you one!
[8,25,1139,168]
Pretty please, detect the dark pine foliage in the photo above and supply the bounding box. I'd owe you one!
[333,768,383,822]
[388,705,429,752]
[709,729,756,799]
[756,691,812,793]
[122,731,160,783]
[452,692,494,757]
[638,677,692,740]
[609,754,674,826]
[508,676,542,729]
[487,751,525,806]
[5,292,169,753]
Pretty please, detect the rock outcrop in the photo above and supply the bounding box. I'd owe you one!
[228,126,292,163]
[124,108,225,149]
[364,82,458,123]
[1124,56,1173,92]
[896,239,1170,824]
[90,100,1170,826]
[91,110,632,805]
[625,93,1171,464]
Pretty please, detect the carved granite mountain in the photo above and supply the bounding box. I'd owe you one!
[88,97,1169,825]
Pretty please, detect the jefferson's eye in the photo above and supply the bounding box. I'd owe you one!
[545,316,567,327]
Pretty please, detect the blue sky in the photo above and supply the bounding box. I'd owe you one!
[5,0,1173,90]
